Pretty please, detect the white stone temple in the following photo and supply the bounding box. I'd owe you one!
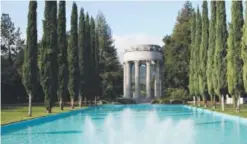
[123,44,164,100]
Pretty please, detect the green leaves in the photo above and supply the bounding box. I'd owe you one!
[227,1,244,97]
[68,2,79,102]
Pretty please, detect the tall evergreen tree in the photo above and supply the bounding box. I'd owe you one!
[41,1,54,113]
[96,12,122,101]
[227,1,244,112]
[207,1,217,108]
[214,1,228,111]
[78,8,85,107]
[95,29,100,100]
[22,0,38,116]
[90,16,97,102]
[51,1,58,108]
[242,1,247,93]
[84,13,91,104]
[195,6,202,106]
[68,2,79,109]
[57,1,68,110]
[163,1,193,91]
[199,1,209,107]
[189,11,196,101]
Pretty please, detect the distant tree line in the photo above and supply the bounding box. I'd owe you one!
[1,0,122,115]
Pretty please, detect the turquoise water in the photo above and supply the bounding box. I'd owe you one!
[1,104,247,144]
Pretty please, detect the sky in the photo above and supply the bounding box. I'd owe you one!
[1,0,236,63]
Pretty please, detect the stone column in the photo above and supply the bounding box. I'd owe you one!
[146,61,151,98]
[123,62,126,97]
[125,61,132,98]
[160,62,164,96]
[134,61,140,99]
[155,61,161,98]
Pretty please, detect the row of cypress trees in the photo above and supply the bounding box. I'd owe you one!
[189,1,247,112]
[22,1,105,115]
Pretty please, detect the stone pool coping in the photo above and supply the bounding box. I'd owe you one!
[184,105,247,125]
[1,107,89,135]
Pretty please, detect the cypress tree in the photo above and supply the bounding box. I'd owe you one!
[51,1,58,109]
[84,13,91,105]
[41,1,53,113]
[90,16,96,103]
[78,8,85,107]
[227,1,244,112]
[214,1,228,111]
[95,26,100,101]
[57,1,68,110]
[195,7,202,106]
[23,0,38,116]
[68,2,79,109]
[189,11,196,102]
[199,1,209,107]
[207,1,217,109]
[242,1,247,93]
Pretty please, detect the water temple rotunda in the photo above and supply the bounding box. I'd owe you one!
[123,44,164,100]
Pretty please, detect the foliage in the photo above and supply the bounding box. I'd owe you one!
[57,1,68,110]
[1,56,27,104]
[206,1,216,100]
[50,1,58,106]
[40,1,56,113]
[214,1,228,97]
[68,2,79,108]
[199,1,209,104]
[227,1,244,104]
[241,1,247,93]
[163,1,193,91]
[22,0,38,116]
[96,12,123,101]
[1,13,27,104]
[115,98,136,104]
[194,7,201,96]
[78,8,85,102]
[83,13,91,103]
[188,11,196,96]
[1,13,25,64]
[164,88,189,100]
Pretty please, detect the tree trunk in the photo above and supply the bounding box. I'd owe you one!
[203,95,207,108]
[46,107,51,113]
[213,95,216,110]
[78,95,82,107]
[193,96,196,106]
[221,94,224,111]
[28,93,32,116]
[197,96,201,107]
[236,96,240,113]
[95,96,97,105]
[59,98,63,110]
[84,97,87,106]
[71,98,74,109]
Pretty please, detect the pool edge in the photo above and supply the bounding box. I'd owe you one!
[1,107,90,135]
[184,105,247,125]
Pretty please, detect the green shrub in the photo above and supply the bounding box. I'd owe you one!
[115,98,137,104]
[164,88,189,101]
[151,99,160,104]
[170,99,183,104]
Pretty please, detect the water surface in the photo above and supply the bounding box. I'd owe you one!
[1,104,247,144]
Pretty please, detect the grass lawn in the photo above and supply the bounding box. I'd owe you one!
[190,103,247,118]
[1,105,85,125]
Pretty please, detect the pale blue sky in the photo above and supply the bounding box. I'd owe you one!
[0,1,238,62]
